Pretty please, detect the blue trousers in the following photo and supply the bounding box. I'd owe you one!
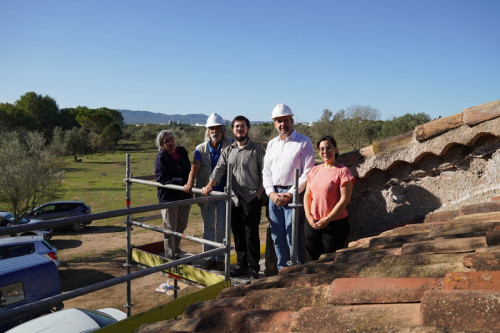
[200,200,226,262]
[269,187,303,270]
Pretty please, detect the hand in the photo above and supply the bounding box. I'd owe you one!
[201,185,212,196]
[315,217,330,230]
[183,182,193,193]
[256,187,264,200]
[306,215,319,230]
[271,192,286,206]
[280,192,292,205]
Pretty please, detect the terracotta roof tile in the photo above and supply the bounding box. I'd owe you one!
[135,100,500,332]
[421,290,500,330]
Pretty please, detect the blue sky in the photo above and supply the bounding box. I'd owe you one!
[1,0,499,123]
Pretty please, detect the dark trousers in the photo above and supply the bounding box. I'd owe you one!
[231,196,261,272]
[304,216,350,261]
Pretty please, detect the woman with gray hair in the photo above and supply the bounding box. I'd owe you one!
[155,130,192,259]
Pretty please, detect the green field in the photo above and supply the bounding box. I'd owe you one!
[58,146,203,230]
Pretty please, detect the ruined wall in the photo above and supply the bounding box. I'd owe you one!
[340,102,500,241]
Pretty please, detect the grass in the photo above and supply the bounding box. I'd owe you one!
[57,145,204,234]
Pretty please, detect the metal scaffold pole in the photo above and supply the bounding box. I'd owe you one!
[224,164,232,282]
[125,153,134,317]
[290,169,300,265]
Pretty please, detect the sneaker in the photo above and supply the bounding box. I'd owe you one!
[202,260,217,270]
[230,265,249,276]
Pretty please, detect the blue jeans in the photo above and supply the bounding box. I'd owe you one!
[269,187,302,270]
[201,200,226,262]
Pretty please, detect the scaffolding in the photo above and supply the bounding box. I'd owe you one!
[0,153,302,332]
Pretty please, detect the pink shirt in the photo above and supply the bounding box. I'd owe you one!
[307,163,355,221]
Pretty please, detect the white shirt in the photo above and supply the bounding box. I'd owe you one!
[262,129,315,196]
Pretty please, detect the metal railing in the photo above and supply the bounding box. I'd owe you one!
[0,152,303,328]
[0,153,233,325]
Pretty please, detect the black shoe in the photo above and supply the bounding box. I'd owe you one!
[249,269,260,281]
[202,260,217,270]
[230,265,249,276]
[215,261,225,271]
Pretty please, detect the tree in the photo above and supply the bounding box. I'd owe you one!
[0,131,63,221]
[381,112,430,138]
[14,92,61,138]
[49,127,90,161]
[66,127,91,160]
[98,123,123,148]
[76,108,113,134]
[99,107,124,129]
[311,109,334,143]
[60,107,81,130]
[333,105,381,150]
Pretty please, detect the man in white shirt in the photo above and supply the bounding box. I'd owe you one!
[262,104,315,271]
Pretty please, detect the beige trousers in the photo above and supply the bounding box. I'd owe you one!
[161,205,191,259]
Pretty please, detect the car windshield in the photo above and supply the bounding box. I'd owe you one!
[1,213,14,222]
[0,212,29,224]
[79,309,117,327]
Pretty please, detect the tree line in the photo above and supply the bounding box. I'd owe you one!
[0,92,125,160]
[0,91,430,221]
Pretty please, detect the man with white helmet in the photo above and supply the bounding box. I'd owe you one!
[262,104,315,271]
[184,112,233,270]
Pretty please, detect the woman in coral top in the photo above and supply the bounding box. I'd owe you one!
[303,135,355,261]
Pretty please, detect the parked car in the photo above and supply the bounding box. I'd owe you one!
[5,307,127,333]
[0,212,53,240]
[0,236,60,267]
[0,254,63,331]
[26,201,92,232]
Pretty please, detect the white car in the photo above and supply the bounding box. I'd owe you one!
[6,308,127,333]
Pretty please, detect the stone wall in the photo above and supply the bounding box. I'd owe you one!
[340,100,500,241]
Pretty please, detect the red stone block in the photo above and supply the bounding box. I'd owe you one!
[328,277,441,304]
[424,210,459,223]
[487,230,500,246]
[491,196,500,201]
[401,236,486,255]
[337,150,364,167]
[452,211,500,224]
[444,271,500,290]
[421,290,500,330]
[415,113,463,141]
[463,99,500,125]
[359,145,375,158]
[460,201,500,215]
[372,130,415,155]
[463,252,500,271]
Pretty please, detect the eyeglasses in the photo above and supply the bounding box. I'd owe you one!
[163,137,175,143]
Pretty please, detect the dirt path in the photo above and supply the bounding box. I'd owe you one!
[53,213,269,315]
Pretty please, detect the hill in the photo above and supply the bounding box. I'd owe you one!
[118,109,209,125]
[118,109,271,125]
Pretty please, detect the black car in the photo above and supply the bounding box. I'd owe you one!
[26,201,92,232]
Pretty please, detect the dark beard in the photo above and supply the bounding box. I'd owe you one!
[234,135,248,142]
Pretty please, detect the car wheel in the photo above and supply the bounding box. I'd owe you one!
[72,222,86,232]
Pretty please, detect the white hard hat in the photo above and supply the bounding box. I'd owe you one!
[271,104,294,119]
[206,113,225,127]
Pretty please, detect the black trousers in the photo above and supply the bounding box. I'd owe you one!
[231,196,261,272]
[304,216,350,261]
